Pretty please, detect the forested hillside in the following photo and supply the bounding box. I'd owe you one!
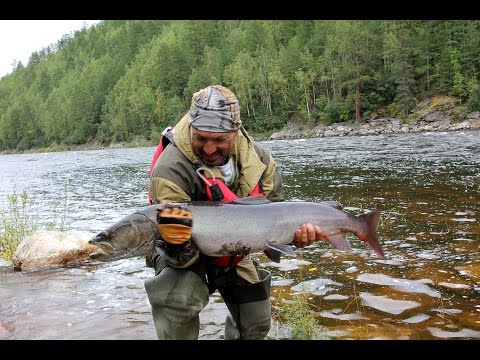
[1,20,479,151]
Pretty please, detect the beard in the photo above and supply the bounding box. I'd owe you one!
[193,148,230,167]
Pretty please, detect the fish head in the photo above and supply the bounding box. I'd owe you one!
[88,212,157,261]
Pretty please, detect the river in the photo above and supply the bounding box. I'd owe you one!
[1,130,479,339]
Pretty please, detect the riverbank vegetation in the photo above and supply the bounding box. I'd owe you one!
[0,186,69,260]
[277,292,324,340]
[1,20,480,153]
[0,189,38,260]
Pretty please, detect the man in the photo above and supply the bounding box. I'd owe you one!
[144,85,323,340]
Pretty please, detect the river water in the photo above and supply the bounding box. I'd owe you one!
[1,130,479,340]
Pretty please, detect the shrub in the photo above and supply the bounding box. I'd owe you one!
[280,293,320,340]
[0,188,38,260]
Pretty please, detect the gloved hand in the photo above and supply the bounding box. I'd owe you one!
[156,203,193,245]
[152,237,200,270]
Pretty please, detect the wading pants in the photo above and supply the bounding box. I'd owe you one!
[144,255,272,340]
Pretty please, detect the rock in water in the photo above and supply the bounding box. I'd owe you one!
[12,230,98,271]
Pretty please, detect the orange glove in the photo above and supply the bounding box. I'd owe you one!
[156,203,194,245]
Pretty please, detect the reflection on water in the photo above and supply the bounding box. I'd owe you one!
[1,130,479,339]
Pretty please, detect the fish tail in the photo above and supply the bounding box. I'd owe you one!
[358,211,385,259]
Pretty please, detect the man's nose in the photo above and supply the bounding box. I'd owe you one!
[203,143,217,155]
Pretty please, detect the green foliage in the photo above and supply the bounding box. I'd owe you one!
[317,97,351,124]
[0,188,38,260]
[387,102,404,118]
[0,184,70,260]
[362,74,396,114]
[1,20,480,151]
[450,48,468,100]
[280,293,321,340]
[466,76,480,110]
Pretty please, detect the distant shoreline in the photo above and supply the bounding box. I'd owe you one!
[3,96,480,155]
[2,118,479,156]
[267,117,480,140]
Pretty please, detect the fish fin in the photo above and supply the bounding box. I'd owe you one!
[264,244,297,263]
[230,195,271,205]
[324,232,353,253]
[263,248,282,263]
[318,200,343,211]
[358,210,385,259]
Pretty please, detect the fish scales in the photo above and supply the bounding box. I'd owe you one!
[89,198,385,262]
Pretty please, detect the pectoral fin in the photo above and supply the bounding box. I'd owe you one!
[264,244,297,263]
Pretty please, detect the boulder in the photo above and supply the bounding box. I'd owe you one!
[12,230,98,271]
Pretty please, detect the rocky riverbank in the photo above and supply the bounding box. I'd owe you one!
[269,95,480,140]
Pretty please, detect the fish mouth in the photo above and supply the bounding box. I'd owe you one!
[89,238,116,255]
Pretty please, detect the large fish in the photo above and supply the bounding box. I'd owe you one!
[88,196,385,262]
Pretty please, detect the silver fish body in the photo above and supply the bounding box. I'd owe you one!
[89,198,384,262]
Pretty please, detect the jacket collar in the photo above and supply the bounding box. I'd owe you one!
[173,113,266,197]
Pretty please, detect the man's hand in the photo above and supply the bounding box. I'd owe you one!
[156,203,193,245]
[293,223,323,248]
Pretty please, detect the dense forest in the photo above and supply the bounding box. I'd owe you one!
[0,20,479,152]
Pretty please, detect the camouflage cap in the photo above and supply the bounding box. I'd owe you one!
[188,85,241,133]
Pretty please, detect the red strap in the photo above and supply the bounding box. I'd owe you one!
[210,255,244,268]
[249,183,262,196]
[205,179,264,202]
[148,127,175,205]
[205,179,239,202]
[149,141,164,176]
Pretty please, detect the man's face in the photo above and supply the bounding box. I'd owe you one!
[190,128,237,166]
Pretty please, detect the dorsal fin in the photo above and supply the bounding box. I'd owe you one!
[230,195,272,205]
[319,200,343,210]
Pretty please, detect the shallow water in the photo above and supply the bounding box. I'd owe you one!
[1,130,479,339]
